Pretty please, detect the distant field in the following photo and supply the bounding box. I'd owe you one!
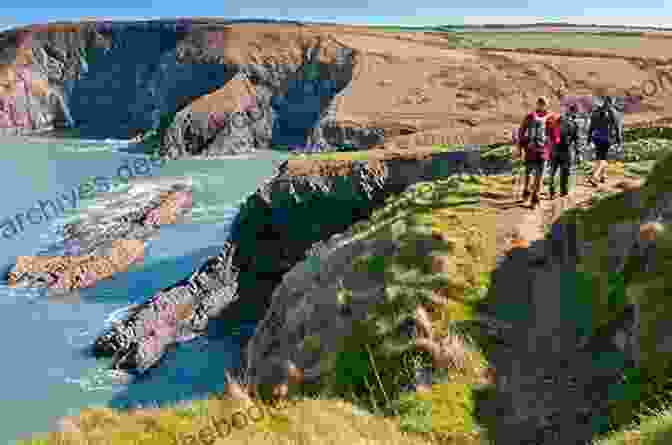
[454,32,646,50]
[362,26,648,51]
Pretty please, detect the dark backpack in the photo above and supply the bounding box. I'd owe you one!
[558,113,579,150]
[591,100,622,146]
[525,113,549,149]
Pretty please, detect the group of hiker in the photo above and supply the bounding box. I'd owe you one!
[515,95,624,208]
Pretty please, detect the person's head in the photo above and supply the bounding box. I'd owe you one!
[536,96,548,112]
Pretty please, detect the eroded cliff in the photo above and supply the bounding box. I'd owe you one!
[0,20,385,154]
[93,146,510,373]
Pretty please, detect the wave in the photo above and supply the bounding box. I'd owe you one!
[190,202,239,224]
[103,304,141,328]
[65,364,132,393]
[56,139,137,153]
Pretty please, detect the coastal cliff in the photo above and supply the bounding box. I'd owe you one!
[93,146,510,373]
[243,157,671,444]
[0,20,385,154]
[7,20,672,444]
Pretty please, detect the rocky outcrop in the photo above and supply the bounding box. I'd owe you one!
[161,30,385,157]
[92,240,240,374]
[222,145,510,323]
[7,176,192,291]
[243,229,401,388]
[237,159,672,444]
[8,239,146,290]
[0,20,385,153]
[93,146,511,374]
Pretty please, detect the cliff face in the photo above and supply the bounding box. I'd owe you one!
[4,20,672,151]
[241,161,670,441]
[223,147,510,322]
[163,26,385,157]
[94,147,510,373]
[0,20,384,153]
[0,21,236,140]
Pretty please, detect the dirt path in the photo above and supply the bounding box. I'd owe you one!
[476,168,637,445]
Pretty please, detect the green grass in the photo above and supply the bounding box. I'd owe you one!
[16,173,503,445]
[358,28,647,51]
[460,32,646,50]
[622,139,672,163]
[316,174,501,443]
[18,137,672,445]
[362,27,643,50]
[594,404,672,444]
[555,151,672,437]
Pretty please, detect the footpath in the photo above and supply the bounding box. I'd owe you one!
[476,165,639,445]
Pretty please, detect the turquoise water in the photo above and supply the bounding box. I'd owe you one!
[0,137,288,443]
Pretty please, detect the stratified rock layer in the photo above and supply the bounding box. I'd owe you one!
[9,239,145,290]
[92,241,240,374]
[93,146,510,374]
[7,178,192,290]
[0,21,385,154]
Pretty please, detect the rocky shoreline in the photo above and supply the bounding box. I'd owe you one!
[5,20,672,444]
[3,142,511,376]
[0,22,390,156]
[88,145,511,375]
[7,176,193,292]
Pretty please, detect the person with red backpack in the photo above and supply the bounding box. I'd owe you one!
[517,96,560,208]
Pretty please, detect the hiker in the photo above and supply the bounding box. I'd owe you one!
[517,96,560,208]
[548,104,580,198]
[587,96,623,186]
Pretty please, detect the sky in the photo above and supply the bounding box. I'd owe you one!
[1,2,672,30]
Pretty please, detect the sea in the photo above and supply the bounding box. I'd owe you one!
[0,134,289,443]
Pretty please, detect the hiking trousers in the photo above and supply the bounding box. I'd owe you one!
[523,159,546,201]
[548,156,571,196]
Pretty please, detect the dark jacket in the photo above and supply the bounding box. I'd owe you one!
[589,100,624,147]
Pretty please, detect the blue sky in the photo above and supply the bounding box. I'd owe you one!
[1,2,672,30]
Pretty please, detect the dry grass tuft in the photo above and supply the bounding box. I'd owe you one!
[415,331,485,380]
[639,222,665,243]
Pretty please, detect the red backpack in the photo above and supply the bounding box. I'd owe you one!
[524,112,550,150]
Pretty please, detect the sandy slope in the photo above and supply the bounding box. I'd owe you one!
[225,24,672,176]
[158,22,672,156]
[4,22,670,157]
